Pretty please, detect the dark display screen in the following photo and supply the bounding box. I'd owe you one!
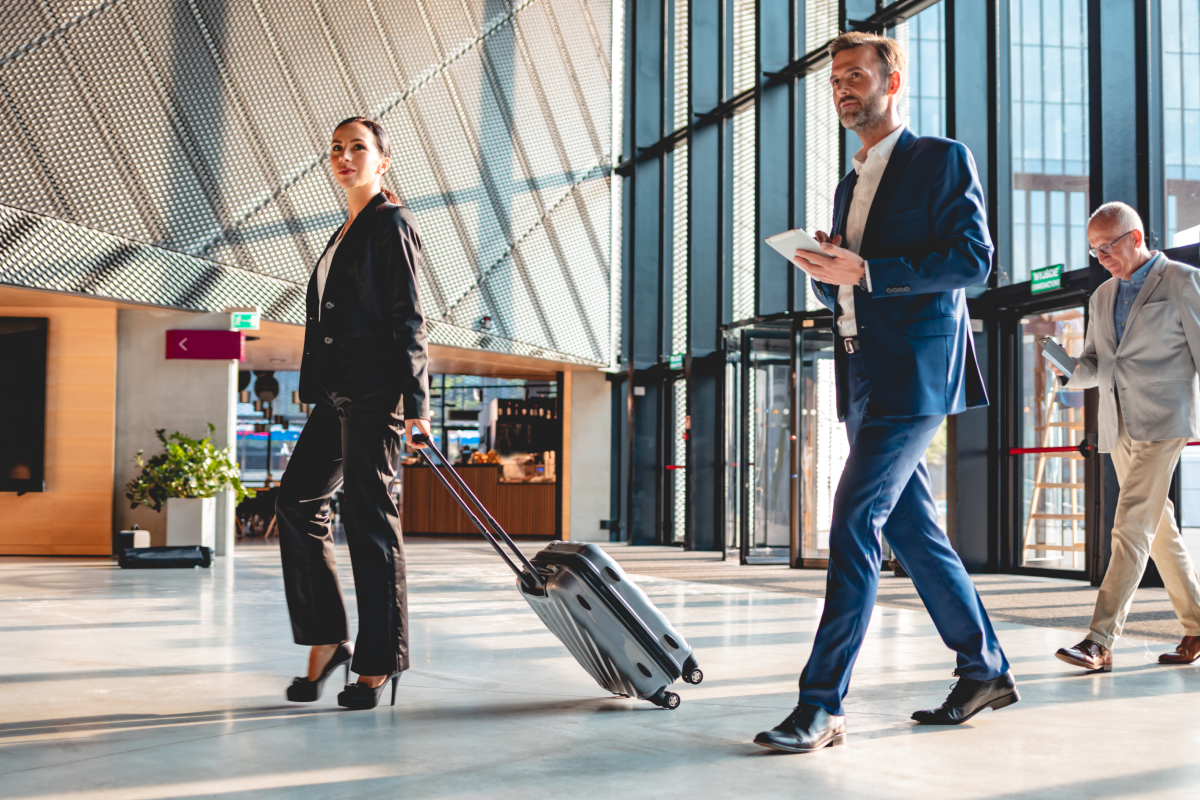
[0,318,48,493]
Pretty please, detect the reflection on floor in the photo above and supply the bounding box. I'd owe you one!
[595,544,1194,644]
[1,540,1198,799]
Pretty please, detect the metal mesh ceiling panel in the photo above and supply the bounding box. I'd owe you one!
[0,0,612,365]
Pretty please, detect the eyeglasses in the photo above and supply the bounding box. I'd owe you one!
[1088,230,1135,258]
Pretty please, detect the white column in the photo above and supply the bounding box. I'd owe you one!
[113,310,240,555]
[568,370,612,542]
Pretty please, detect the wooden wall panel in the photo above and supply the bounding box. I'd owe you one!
[402,465,556,537]
[0,307,117,555]
[561,370,571,539]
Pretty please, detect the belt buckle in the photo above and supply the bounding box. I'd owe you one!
[844,337,858,354]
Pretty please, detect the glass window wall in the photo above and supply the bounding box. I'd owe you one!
[805,0,841,312]
[647,2,1114,563]
[732,108,758,322]
[896,1,946,139]
[670,0,689,544]
[730,0,757,322]
[1162,1,1200,566]
[1164,0,1200,246]
[1010,0,1090,284]
[897,3,951,548]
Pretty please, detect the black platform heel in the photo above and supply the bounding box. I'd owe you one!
[337,673,400,710]
[286,642,353,702]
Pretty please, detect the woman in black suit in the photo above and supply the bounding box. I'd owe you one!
[278,116,431,710]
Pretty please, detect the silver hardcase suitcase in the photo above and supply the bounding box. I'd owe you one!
[416,437,702,709]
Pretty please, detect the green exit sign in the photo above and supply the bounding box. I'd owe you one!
[668,353,684,371]
[1031,264,1063,294]
[230,311,260,331]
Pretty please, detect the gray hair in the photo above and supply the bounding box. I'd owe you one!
[1088,201,1144,234]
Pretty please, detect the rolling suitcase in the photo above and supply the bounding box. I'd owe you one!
[415,436,703,709]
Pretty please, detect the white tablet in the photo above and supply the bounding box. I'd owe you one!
[1038,337,1076,377]
[765,228,833,266]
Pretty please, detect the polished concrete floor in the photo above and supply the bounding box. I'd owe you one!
[2,541,1199,800]
[597,544,1196,643]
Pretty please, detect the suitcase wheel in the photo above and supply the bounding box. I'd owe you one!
[681,655,702,684]
[648,688,681,710]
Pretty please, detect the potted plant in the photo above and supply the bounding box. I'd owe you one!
[126,425,254,550]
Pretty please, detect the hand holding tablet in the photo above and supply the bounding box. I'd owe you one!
[1038,336,1076,377]
[765,228,834,268]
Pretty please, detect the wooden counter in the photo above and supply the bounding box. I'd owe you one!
[401,464,556,537]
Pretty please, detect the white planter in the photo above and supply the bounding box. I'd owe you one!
[166,497,216,550]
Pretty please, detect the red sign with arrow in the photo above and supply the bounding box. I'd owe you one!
[165,330,245,361]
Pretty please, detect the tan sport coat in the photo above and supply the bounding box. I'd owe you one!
[1066,254,1200,452]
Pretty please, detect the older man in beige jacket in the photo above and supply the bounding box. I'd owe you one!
[1054,201,1200,671]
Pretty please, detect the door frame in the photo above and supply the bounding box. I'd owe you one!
[737,324,793,565]
[995,279,1102,582]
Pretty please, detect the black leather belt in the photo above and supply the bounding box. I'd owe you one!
[843,336,860,354]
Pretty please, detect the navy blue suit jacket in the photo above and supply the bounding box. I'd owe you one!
[811,128,991,419]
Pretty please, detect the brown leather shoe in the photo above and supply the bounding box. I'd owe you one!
[1159,635,1200,664]
[1055,639,1112,672]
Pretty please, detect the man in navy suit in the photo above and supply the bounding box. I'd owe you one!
[754,32,1017,754]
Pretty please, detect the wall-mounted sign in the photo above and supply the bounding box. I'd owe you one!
[668,353,684,370]
[230,310,260,331]
[1031,263,1063,294]
[166,330,245,361]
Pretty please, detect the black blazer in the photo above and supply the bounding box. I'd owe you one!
[298,192,431,419]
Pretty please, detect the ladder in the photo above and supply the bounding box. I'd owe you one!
[1022,329,1086,561]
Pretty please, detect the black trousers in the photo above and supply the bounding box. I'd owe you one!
[277,389,408,675]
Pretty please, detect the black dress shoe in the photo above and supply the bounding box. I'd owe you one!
[1056,639,1112,672]
[912,669,1020,725]
[337,673,400,710]
[286,642,353,703]
[754,703,846,753]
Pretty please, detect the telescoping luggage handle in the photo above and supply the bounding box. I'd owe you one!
[411,432,545,589]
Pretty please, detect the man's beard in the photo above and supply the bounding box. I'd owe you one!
[837,83,889,132]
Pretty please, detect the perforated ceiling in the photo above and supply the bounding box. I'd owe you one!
[0,0,612,365]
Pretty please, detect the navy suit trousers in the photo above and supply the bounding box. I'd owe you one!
[798,354,1009,715]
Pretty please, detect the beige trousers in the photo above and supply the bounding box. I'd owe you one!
[1089,402,1200,648]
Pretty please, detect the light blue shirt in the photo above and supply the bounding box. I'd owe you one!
[1114,252,1161,344]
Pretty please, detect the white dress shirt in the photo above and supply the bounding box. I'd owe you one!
[836,124,906,337]
[315,226,346,319]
